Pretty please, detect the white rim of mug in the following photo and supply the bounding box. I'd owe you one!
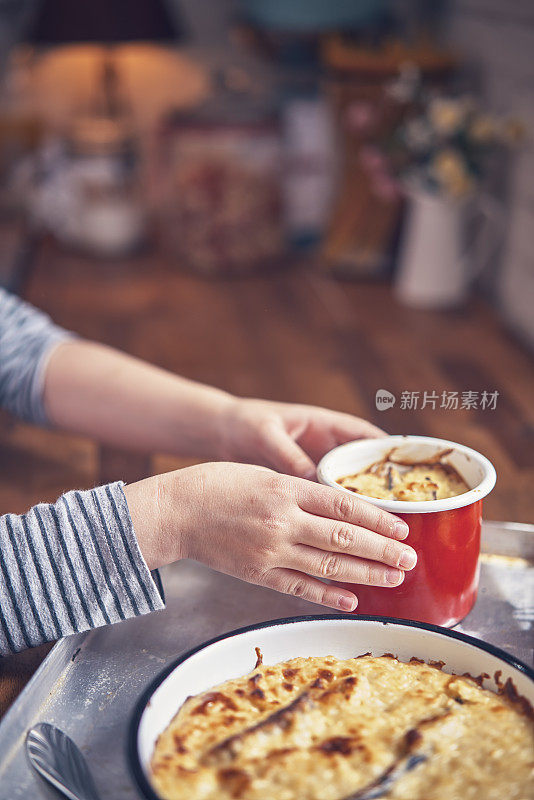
[316,435,497,514]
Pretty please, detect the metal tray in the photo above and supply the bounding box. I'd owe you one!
[0,520,532,800]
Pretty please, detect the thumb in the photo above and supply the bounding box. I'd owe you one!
[260,420,316,479]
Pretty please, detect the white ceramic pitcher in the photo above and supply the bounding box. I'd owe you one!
[394,184,503,309]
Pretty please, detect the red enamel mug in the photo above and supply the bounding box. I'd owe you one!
[317,436,496,627]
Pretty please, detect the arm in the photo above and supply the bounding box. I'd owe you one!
[0,287,383,476]
[1,291,413,654]
[124,463,416,615]
[0,460,416,656]
[0,482,163,655]
[43,340,234,460]
[0,288,72,425]
[43,340,384,478]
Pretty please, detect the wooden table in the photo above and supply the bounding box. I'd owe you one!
[1,242,533,715]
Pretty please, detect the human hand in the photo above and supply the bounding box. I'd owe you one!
[124,462,416,612]
[218,398,385,480]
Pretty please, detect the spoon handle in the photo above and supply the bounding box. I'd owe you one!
[343,752,427,800]
[26,723,101,800]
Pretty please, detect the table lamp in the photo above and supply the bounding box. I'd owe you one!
[25,0,185,120]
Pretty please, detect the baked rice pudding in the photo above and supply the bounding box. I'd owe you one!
[150,652,534,800]
[337,447,470,501]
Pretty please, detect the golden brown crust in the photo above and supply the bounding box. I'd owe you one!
[337,447,469,502]
[150,654,534,800]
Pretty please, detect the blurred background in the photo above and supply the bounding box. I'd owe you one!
[0,0,532,525]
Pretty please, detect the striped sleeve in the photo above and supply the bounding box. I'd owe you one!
[0,481,164,655]
[0,287,73,425]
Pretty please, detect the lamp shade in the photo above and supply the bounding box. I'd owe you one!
[26,0,183,46]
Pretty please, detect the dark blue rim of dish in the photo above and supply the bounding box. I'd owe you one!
[127,613,534,800]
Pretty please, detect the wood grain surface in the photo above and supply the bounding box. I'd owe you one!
[1,242,533,715]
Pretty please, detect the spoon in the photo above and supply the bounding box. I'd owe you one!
[343,751,428,800]
[26,723,101,800]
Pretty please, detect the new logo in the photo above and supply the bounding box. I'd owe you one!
[375,389,396,411]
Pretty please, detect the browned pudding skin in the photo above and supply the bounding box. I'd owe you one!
[337,447,470,501]
[150,650,534,800]
[253,647,263,668]
[192,692,238,716]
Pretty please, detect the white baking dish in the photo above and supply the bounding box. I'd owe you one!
[128,615,534,800]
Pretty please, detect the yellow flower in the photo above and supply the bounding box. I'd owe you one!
[433,149,472,197]
[429,98,467,136]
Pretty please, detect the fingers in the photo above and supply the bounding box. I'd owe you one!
[294,413,386,465]
[296,482,410,541]
[294,515,417,570]
[295,429,339,466]
[287,545,406,587]
[331,414,387,441]
[260,419,316,479]
[263,567,358,612]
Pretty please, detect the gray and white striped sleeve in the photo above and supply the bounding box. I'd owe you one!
[0,481,164,655]
[0,286,73,425]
